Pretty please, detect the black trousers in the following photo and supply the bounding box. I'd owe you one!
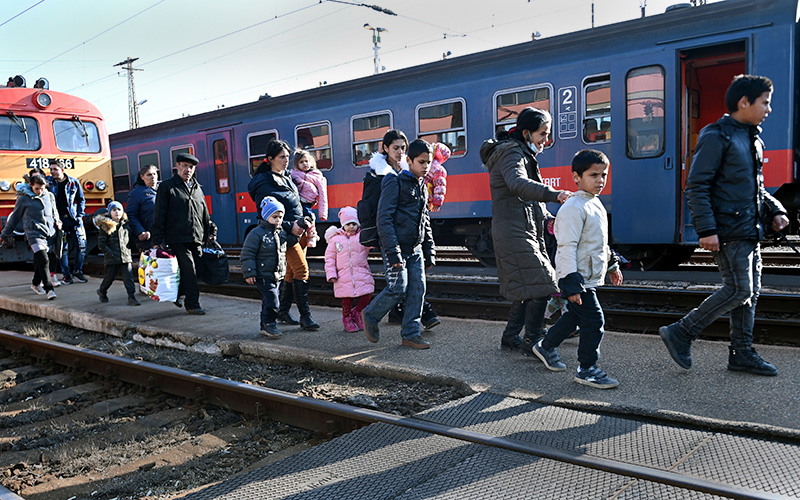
[168,242,202,310]
[32,250,53,292]
[98,263,136,297]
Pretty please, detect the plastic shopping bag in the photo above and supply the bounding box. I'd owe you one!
[138,248,180,303]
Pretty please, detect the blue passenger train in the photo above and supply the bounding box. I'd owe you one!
[109,0,799,268]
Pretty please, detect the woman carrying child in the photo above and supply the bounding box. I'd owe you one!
[248,140,320,330]
[94,201,140,306]
[480,107,570,353]
[0,168,61,300]
[324,206,374,332]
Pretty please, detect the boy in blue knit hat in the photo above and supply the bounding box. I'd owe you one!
[94,201,140,306]
[241,196,288,338]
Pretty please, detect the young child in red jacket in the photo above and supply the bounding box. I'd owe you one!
[324,206,374,332]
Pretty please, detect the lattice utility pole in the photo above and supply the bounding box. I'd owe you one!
[114,57,143,129]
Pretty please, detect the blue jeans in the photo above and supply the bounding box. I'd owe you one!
[255,278,280,330]
[60,224,86,276]
[363,247,426,340]
[541,287,604,370]
[675,239,760,349]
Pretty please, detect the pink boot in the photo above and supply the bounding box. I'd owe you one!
[352,309,364,331]
[343,314,359,333]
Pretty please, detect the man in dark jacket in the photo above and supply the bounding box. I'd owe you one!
[659,75,789,376]
[150,153,217,315]
[48,162,87,284]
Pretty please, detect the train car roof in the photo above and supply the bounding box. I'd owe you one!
[111,0,795,139]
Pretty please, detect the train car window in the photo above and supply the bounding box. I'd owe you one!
[111,157,130,194]
[417,99,466,157]
[295,121,332,171]
[352,111,392,167]
[53,119,101,153]
[493,85,553,148]
[0,115,40,151]
[495,86,552,130]
[583,74,611,144]
[248,130,278,176]
[212,139,231,194]
[168,146,193,179]
[626,65,665,158]
[138,151,160,179]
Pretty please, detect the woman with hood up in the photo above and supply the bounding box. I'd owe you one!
[480,107,570,354]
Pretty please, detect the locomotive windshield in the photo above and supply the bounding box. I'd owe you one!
[0,114,40,151]
[54,118,101,153]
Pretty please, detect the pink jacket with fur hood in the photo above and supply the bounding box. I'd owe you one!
[324,226,374,298]
[290,168,328,220]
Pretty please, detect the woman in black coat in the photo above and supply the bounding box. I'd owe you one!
[248,140,319,330]
[480,107,570,353]
[127,164,158,250]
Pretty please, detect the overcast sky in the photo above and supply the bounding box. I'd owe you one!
[1,0,718,134]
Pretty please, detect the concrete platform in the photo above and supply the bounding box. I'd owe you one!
[1,270,799,438]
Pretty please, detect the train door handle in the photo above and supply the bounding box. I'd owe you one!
[665,157,673,170]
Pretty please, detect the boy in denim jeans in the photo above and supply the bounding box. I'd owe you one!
[532,150,622,389]
[362,139,436,349]
[659,75,788,376]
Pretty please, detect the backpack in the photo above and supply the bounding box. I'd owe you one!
[357,171,382,248]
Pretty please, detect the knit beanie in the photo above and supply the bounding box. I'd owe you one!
[108,201,123,212]
[338,206,359,227]
[260,196,284,220]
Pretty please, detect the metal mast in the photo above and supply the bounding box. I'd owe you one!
[114,57,142,129]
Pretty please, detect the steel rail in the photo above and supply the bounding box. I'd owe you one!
[0,329,787,500]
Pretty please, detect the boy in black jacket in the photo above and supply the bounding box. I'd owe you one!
[95,201,140,306]
[659,75,788,376]
[362,139,436,349]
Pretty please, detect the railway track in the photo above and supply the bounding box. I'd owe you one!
[1,329,784,500]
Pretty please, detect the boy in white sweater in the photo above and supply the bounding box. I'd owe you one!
[532,149,623,389]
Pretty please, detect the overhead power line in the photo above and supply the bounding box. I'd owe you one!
[324,0,396,16]
[0,0,45,29]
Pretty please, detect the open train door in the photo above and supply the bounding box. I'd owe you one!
[203,130,238,245]
[611,56,684,268]
[678,42,746,243]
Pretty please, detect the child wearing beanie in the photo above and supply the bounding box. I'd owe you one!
[241,196,288,339]
[94,201,140,306]
[324,206,374,332]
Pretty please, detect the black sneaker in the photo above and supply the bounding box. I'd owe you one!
[61,275,74,285]
[500,335,523,352]
[387,304,403,324]
[574,365,619,389]
[127,297,141,306]
[97,289,109,303]
[73,272,88,283]
[659,324,692,369]
[260,324,283,339]
[533,340,567,371]
[422,315,441,331]
[728,347,778,376]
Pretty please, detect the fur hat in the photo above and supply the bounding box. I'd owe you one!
[108,201,123,212]
[260,196,284,220]
[338,206,359,227]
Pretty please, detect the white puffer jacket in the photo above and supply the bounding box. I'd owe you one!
[553,190,615,289]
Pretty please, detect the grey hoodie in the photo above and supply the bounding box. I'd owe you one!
[1,183,60,249]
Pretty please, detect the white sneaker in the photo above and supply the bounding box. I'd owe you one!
[31,284,45,295]
[50,273,61,287]
[46,290,57,300]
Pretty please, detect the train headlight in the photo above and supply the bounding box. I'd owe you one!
[84,180,95,191]
[0,181,10,192]
[33,92,52,109]
[95,180,107,191]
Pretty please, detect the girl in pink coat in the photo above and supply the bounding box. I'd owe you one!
[324,206,374,332]
[291,150,328,248]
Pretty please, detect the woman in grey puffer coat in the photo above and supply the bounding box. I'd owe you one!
[0,170,61,298]
[480,107,569,353]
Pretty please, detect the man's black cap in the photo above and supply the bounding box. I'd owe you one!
[176,153,199,165]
